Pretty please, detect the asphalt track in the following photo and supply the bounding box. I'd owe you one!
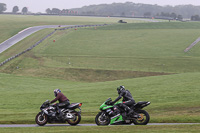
[0,123,200,127]
[0,25,72,54]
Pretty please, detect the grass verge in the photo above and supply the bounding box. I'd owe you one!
[0,124,200,133]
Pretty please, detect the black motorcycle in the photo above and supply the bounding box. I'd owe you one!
[35,100,82,126]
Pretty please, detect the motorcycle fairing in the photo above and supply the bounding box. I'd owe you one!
[110,114,123,125]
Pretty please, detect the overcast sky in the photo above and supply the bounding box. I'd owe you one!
[1,0,200,13]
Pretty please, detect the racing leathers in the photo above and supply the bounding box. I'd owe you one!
[111,89,135,116]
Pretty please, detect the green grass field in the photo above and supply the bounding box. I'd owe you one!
[0,15,200,127]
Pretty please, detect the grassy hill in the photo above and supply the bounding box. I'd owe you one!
[0,15,200,124]
[1,21,200,81]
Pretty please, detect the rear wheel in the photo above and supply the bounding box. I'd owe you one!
[95,112,110,125]
[35,112,48,126]
[132,110,150,125]
[67,111,81,126]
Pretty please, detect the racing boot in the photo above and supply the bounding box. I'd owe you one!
[56,107,64,120]
[121,104,133,116]
[58,110,64,119]
[127,108,134,116]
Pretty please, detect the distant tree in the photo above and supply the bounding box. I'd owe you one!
[0,3,6,14]
[12,6,19,13]
[46,8,52,14]
[144,12,151,17]
[22,7,28,14]
[170,13,177,19]
[52,8,61,14]
[191,16,195,21]
[161,12,170,17]
[191,15,200,21]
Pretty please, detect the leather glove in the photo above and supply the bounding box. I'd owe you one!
[109,101,115,105]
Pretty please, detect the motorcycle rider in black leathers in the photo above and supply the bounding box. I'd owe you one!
[110,86,135,116]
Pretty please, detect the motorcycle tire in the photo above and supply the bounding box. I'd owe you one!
[35,112,48,126]
[132,110,150,125]
[95,112,110,126]
[67,111,81,126]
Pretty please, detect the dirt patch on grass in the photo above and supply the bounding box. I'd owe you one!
[9,67,173,82]
[63,68,172,82]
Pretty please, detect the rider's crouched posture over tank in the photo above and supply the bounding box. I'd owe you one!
[50,89,70,119]
[110,86,135,116]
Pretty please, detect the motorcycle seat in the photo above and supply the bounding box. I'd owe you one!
[66,103,80,109]
[135,101,148,106]
[134,101,150,108]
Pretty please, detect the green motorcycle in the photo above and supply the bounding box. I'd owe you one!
[95,98,150,125]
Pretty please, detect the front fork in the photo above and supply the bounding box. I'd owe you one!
[100,111,107,121]
[41,111,45,116]
[41,109,49,116]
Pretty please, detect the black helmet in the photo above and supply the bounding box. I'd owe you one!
[117,85,125,94]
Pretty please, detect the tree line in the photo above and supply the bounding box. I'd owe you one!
[46,8,77,15]
[72,2,200,20]
[2,2,200,21]
[0,3,28,14]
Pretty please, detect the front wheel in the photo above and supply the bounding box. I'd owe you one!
[132,110,150,125]
[95,112,110,125]
[35,112,48,126]
[67,111,81,126]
